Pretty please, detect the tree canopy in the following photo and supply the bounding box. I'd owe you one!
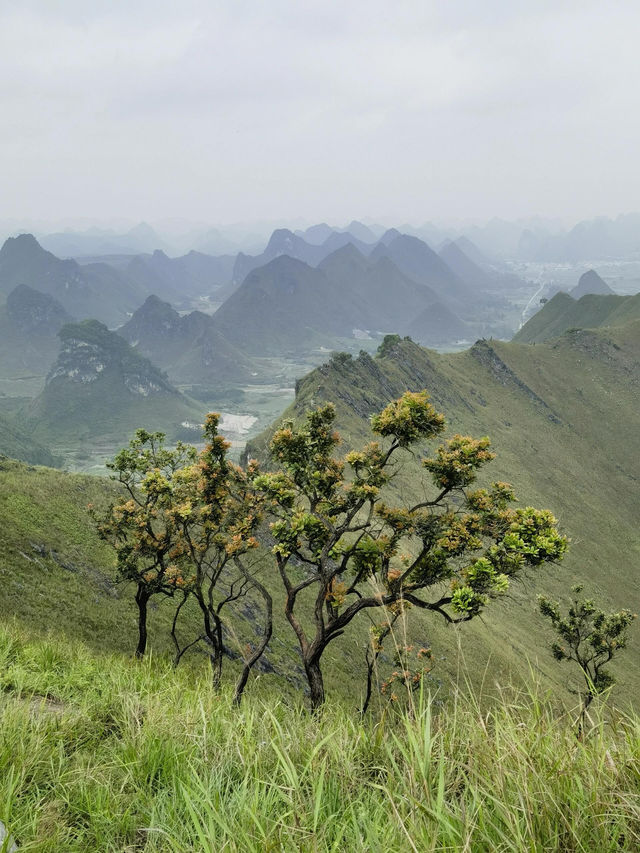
[256,390,568,708]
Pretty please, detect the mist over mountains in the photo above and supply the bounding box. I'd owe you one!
[0,213,636,476]
[6,211,640,266]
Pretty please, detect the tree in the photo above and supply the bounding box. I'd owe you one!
[91,429,197,658]
[92,417,272,702]
[167,413,271,699]
[538,585,636,728]
[255,391,567,710]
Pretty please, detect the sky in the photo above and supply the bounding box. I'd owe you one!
[1,0,640,229]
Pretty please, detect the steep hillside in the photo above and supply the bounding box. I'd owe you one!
[124,249,235,304]
[0,413,60,466]
[214,255,341,354]
[24,319,204,446]
[0,457,197,655]
[119,294,259,386]
[438,240,493,288]
[246,328,640,702]
[3,322,640,707]
[514,290,640,343]
[0,285,74,379]
[214,247,467,354]
[0,234,146,326]
[370,232,474,307]
[405,300,468,343]
[452,235,494,266]
[570,268,614,298]
[316,244,462,339]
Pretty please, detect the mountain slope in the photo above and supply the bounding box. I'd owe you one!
[514,291,640,343]
[231,229,327,285]
[119,295,258,386]
[214,255,340,354]
[246,327,640,702]
[2,322,640,705]
[570,269,614,299]
[231,228,375,287]
[316,244,461,339]
[25,319,204,445]
[438,240,493,289]
[0,285,74,379]
[0,413,60,466]
[370,233,474,307]
[214,247,467,354]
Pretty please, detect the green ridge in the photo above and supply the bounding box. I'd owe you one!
[514,290,640,343]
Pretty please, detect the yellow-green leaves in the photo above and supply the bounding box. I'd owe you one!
[423,435,495,490]
[371,391,445,446]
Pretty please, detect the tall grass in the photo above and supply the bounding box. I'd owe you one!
[0,624,638,851]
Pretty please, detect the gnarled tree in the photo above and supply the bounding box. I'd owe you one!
[255,391,567,710]
[168,414,271,700]
[93,417,272,703]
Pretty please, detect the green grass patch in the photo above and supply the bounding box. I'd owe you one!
[0,624,638,851]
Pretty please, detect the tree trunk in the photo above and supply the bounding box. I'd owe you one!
[233,571,273,707]
[194,587,224,688]
[135,584,150,659]
[361,646,375,716]
[305,657,325,711]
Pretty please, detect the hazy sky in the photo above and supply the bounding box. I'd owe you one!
[2,0,639,227]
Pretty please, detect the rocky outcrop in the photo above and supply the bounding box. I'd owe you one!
[48,320,175,396]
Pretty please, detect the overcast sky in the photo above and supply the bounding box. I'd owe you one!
[1,0,639,229]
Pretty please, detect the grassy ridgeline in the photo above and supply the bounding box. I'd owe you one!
[0,625,638,852]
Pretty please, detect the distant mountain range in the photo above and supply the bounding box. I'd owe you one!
[213,244,471,354]
[0,230,525,376]
[0,285,74,379]
[121,250,235,306]
[11,211,640,266]
[231,228,375,285]
[518,213,640,262]
[370,231,475,308]
[0,234,146,326]
[119,295,258,387]
[295,220,383,245]
[36,222,168,258]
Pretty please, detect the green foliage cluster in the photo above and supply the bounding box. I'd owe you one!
[250,390,566,707]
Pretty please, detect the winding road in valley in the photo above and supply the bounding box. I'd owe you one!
[519,283,546,329]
